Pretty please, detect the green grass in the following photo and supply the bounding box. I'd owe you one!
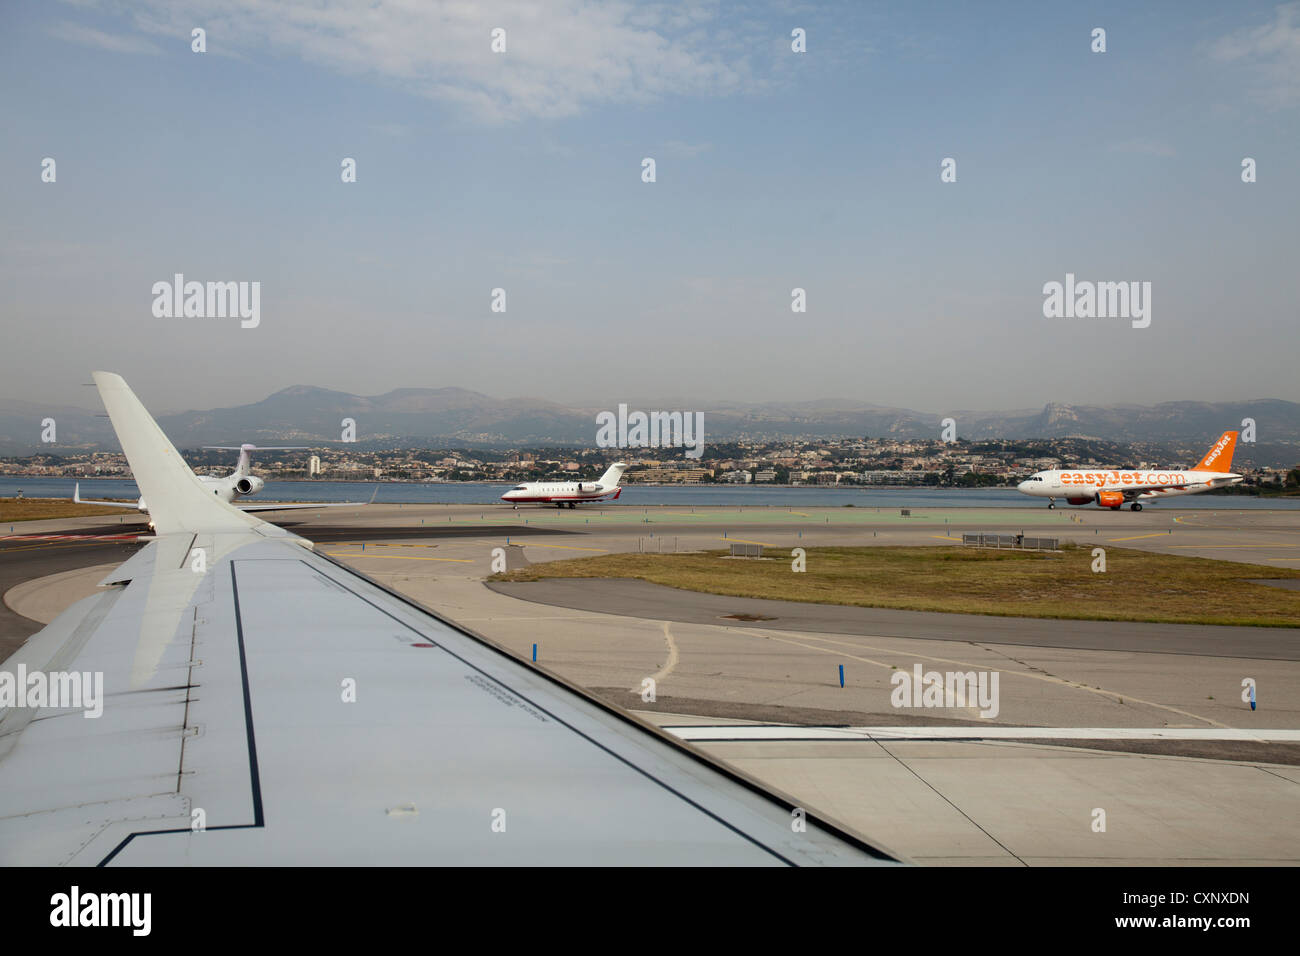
[491,545,1300,627]
[0,497,135,522]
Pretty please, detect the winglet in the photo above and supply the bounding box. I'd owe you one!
[92,372,265,536]
[1194,430,1238,473]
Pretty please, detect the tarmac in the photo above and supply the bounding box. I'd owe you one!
[4,501,1299,864]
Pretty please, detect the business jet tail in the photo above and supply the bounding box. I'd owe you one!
[203,444,310,477]
[598,462,628,487]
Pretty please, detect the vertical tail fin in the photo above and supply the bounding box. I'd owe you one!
[1194,431,1238,472]
[599,462,628,487]
[203,444,307,477]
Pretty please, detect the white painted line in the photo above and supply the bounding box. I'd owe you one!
[665,726,1300,742]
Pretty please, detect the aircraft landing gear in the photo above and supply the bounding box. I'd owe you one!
[1047,501,1055,509]
[1130,502,1143,511]
[567,502,576,509]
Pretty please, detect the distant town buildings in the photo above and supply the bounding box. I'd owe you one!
[2,436,1293,490]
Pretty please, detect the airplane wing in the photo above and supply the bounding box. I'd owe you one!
[72,482,139,510]
[235,485,380,512]
[235,501,368,512]
[0,374,897,866]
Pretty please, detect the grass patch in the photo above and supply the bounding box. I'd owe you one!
[0,497,134,522]
[491,545,1300,627]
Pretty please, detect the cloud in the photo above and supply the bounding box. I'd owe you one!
[62,0,768,122]
[48,20,161,55]
[1211,2,1300,107]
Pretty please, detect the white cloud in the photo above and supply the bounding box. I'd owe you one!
[62,0,768,121]
[1211,2,1300,107]
[48,20,161,55]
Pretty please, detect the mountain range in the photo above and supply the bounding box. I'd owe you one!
[1,386,1297,462]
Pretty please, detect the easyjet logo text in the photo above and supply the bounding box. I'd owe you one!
[1060,471,1188,488]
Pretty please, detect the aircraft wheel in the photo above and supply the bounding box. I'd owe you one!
[1047,502,1055,510]
[1130,503,1142,512]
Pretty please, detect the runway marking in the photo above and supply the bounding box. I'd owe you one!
[667,726,1300,743]
[931,535,962,541]
[331,541,441,549]
[1108,532,1172,542]
[719,536,777,547]
[0,539,137,554]
[324,551,473,563]
[520,543,608,552]
[729,626,1236,731]
[1169,544,1300,549]
[0,533,138,542]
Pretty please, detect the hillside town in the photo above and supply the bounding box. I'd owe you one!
[2,437,1295,491]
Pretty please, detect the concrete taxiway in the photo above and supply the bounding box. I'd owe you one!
[4,502,1299,864]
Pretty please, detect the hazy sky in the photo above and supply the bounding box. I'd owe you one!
[2,1,1297,415]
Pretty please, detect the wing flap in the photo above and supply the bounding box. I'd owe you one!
[5,534,898,865]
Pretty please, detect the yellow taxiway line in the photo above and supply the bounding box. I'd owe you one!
[325,551,474,563]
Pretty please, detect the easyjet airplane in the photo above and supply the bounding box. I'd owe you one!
[501,462,628,508]
[1016,430,1242,511]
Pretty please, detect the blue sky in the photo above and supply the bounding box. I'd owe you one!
[1,1,1297,414]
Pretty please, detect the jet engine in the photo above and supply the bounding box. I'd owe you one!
[235,476,265,496]
[577,482,600,493]
[1096,490,1125,509]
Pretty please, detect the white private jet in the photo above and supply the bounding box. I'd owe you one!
[74,442,373,519]
[501,462,628,508]
[1016,430,1243,511]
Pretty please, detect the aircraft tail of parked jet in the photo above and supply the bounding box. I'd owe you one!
[1193,431,1238,473]
[203,444,309,477]
[597,462,628,487]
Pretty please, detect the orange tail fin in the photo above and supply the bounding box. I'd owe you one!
[1194,431,1238,472]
